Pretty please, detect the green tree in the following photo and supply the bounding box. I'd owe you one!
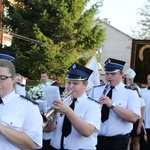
[131,0,150,39]
[2,0,105,83]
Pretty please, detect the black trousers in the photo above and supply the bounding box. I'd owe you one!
[96,134,129,150]
[145,129,150,150]
[39,139,51,150]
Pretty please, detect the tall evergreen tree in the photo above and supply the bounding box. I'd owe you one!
[2,0,105,82]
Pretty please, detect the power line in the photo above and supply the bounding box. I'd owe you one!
[0,29,52,46]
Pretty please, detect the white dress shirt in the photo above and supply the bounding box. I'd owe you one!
[39,81,55,141]
[39,81,52,90]
[50,93,101,149]
[0,91,43,150]
[140,87,150,128]
[88,81,141,136]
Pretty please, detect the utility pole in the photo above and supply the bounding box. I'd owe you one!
[0,0,3,45]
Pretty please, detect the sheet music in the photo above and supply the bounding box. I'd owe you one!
[44,86,61,108]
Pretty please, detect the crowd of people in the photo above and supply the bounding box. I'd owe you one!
[0,50,150,150]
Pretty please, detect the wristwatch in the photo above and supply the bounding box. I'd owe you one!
[110,102,116,109]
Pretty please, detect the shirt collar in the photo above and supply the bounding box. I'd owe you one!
[2,91,17,105]
[114,81,124,90]
[42,81,51,86]
[76,92,87,102]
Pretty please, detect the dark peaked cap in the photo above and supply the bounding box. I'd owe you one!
[66,63,93,80]
[104,58,126,73]
[0,50,15,63]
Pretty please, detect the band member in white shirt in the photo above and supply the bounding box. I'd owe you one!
[44,63,101,149]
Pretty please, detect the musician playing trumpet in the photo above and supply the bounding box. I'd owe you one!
[88,58,141,150]
[44,63,101,150]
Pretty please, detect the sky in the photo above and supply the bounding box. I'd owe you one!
[89,0,146,36]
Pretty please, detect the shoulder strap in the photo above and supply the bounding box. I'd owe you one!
[20,95,38,104]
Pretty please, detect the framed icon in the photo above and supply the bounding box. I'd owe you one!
[131,39,150,86]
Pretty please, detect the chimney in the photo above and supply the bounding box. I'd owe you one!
[103,18,110,24]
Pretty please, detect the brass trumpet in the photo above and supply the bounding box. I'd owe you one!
[42,90,73,128]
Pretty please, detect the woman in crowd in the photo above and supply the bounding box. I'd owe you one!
[127,83,145,150]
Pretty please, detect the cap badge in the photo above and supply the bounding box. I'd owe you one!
[72,64,76,69]
[108,59,111,63]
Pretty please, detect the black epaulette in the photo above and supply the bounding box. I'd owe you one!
[93,84,105,88]
[88,97,100,104]
[20,95,38,105]
[124,86,135,90]
[16,82,25,87]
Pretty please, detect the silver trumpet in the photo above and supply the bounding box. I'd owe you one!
[88,81,110,104]
[42,90,73,128]
[102,81,110,96]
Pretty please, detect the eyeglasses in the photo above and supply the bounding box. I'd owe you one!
[0,75,13,83]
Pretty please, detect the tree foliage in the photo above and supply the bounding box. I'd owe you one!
[2,0,105,83]
[131,0,150,39]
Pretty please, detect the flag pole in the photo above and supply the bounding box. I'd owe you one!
[85,51,98,67]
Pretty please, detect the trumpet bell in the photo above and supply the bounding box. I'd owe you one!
[42,90,73,128]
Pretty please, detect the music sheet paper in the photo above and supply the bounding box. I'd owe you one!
[44,86,61,109]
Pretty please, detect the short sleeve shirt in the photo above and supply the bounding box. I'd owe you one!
[88,81,141,136]
[140,88,150,128]
[0,91,43,150]
[50,93,101,149]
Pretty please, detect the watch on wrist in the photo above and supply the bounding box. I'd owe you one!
[110,102,116,109]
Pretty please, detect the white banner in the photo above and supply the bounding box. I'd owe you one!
[85,51,100,94]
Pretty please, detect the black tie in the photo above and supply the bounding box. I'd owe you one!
[148,87,150,90]
[101,87,114,122]
[0,98,3,104]
[61,98,77,149]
